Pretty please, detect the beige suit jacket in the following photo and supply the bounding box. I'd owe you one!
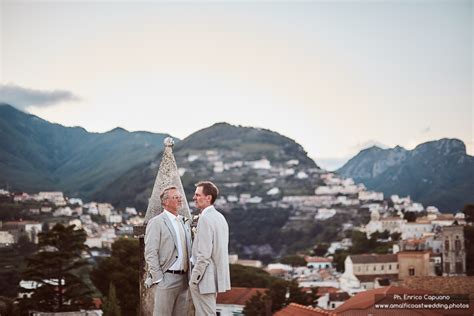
[191,206,231,294]
[145,211,192,284]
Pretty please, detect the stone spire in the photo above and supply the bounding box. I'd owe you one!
[144,137,191,223]
[137,137,193,316]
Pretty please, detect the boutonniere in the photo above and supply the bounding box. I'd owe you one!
[183,217,189,224]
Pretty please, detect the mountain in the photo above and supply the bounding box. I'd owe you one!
[93,122,321,210]
[337,139,474,212]
[0,103,173,198]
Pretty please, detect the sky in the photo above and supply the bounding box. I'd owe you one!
[1,0,472,170]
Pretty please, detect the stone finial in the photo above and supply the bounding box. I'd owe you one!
[164,137,174,147]
[144,137,191,224]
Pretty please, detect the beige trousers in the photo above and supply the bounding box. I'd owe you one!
[189,283,217,316]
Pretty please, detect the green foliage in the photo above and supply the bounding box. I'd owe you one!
[90,238,139,316]
[230,264,274,288]
[403,211,418,222]
[0,104,169,198]
[103,282,121,316]
[313,243,329,256]
[333,249,350,272]
[280,255,306,267]
[21,223,93,312]
[242,291,269,316]
[390,232,402,242]
[332,230,393,272]
[243,278,318,314]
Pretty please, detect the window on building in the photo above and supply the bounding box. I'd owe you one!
[445,240,450,251]
[374,266,376,271]
[332,303,336,309]
[445,263,450,274]
[455,239,461,252]
[397,264,399,269]
[409,267,415,276]
[381,265,384,270]
[455,262,463,274]
[389,264,392,270]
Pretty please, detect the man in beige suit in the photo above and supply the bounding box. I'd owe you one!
[190,181,231,316]
[144,186,192,316]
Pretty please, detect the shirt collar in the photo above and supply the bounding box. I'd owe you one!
[201,205,213,215]
[164,209,180,221]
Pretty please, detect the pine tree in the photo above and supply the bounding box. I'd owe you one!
[103,282,121,316]
[21,223,93,312]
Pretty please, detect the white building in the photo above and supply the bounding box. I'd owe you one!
[266,187,280,195]
[0,231,15,245]
[37,192,66,206]
[125,207,138,215]
[247,159,272,170]
[358,191,384,201]
[339,254,398,293]
[68,198,83,206]
[401,223,433,239]
[53,207,73,217]
[315,208,336,220]
[108,214,123,224]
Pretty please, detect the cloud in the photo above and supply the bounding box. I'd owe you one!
[351,139,389,153]
[0,83,80,110]
[421,126,431,134]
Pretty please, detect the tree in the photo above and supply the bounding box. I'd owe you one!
[280,255,306,267]
[90,238,139,315]
[230,264,274,288]
[21,223,93,312]
[463,204,474,223]
[313,243,329,256]
[103,282,121,316]
[242,291,269,316]
[403,211,417,222]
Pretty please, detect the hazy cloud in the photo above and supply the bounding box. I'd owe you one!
[421,126,431,134]
[0,83,80,110]
[351,140,389,153]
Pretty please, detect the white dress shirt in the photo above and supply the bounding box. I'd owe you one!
[164,210,186,271]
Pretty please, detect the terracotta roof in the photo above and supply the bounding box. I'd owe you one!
[306,256,333,263]
[316,287,339,296]
[350,254,397,264]
[401,276,474,299]
[333,286,433,314]
[397,251,431,257]
[329,292,350,302]
[274,303,333,316]
[217,287,266,305]
[355,274,398,283]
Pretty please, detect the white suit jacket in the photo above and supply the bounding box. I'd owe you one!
[144,211,192,284]
[191,206,231,294]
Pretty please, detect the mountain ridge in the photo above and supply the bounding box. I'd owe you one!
[337,138,474,211]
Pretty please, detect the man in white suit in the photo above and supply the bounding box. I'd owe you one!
[144,186,192,316]
[190,181,231,316]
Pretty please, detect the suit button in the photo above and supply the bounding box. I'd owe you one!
[176,256,178,258]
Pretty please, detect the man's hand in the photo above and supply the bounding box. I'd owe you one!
[144,277,154,289]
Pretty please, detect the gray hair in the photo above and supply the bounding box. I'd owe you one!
[160,186,178,205]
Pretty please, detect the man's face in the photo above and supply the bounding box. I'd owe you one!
[193,186,211,210]
[163,189,182,213]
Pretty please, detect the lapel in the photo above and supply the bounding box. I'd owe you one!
[182,218,192,255]
[163,213,179,249]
